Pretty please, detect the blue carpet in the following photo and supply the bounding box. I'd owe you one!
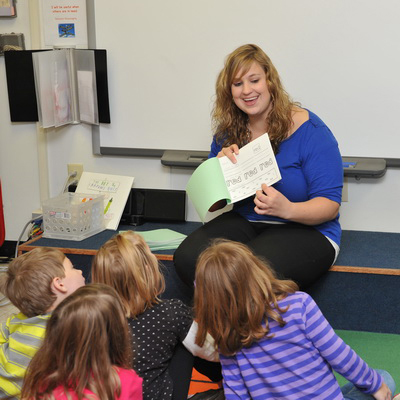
[336,230,400,269]
[307,271,400,334]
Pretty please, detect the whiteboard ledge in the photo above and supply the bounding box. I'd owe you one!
[161,150,209,167]
[99,147,164,157]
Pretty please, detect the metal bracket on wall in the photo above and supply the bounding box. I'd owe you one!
[342,157,386,180]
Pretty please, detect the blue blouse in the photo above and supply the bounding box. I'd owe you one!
[209,110,343,246]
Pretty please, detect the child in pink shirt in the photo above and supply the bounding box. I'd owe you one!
[21,284,143,399]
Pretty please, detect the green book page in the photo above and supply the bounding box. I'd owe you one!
[146,244,183,251]
[132,229,187,244]
[186,157,231,222]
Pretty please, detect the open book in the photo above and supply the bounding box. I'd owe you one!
[186,133,281,222]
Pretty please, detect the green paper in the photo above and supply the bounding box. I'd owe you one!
[119,229,187,251]
[186,157,231,222]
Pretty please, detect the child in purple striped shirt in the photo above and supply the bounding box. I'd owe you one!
[194,239,396,400]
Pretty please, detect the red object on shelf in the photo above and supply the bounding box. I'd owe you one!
[0,180,5,247]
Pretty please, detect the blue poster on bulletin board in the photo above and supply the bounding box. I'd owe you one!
[58,23,75,38]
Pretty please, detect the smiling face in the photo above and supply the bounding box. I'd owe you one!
[231,62,273,121]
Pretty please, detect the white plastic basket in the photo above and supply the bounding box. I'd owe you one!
[42,193,105,241]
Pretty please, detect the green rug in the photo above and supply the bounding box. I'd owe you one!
[334,330,399,389]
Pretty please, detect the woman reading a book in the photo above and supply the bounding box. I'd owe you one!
[174,44,343,295]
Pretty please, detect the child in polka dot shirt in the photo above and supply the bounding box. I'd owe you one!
[92,231,218,400]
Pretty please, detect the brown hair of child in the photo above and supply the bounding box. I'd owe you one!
[0,248,65,317]
[194,239,299,355]
[21,283,133,399]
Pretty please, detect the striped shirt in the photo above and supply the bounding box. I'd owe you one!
[0,312,50,399]
[220,292,382,399]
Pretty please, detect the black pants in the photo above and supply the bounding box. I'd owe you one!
[174,211,336,296]
[169,344,222,400]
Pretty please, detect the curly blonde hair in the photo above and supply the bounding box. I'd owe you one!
[194,239,298,356]
[213,44,298,153]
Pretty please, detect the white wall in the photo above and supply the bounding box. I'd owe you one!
[340,171,400,233]
[1,1,399,242]
[0,3,41,242]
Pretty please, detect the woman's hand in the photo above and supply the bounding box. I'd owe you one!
[254,183,340,225]
[372,383,392,400]
[217,144,240,163]
[254,184,292,220]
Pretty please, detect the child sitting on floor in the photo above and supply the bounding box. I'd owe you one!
[91,230,219,400]
[194,239,396,400]
[0,247,85,399]
[21,283,143,399]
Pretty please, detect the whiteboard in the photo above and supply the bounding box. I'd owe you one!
[94,0,400,158]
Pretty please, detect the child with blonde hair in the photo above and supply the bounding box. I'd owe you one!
[0,247,85,399]
[91,231,219,400]
[194,239,396,400]
[21,283,143,399]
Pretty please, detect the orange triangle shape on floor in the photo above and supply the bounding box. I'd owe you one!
[188,368,222,395]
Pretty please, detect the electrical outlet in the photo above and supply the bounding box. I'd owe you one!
[67,163,84,181]
[32,208,43,220]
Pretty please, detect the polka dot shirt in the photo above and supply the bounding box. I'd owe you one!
[128,299,193,400]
